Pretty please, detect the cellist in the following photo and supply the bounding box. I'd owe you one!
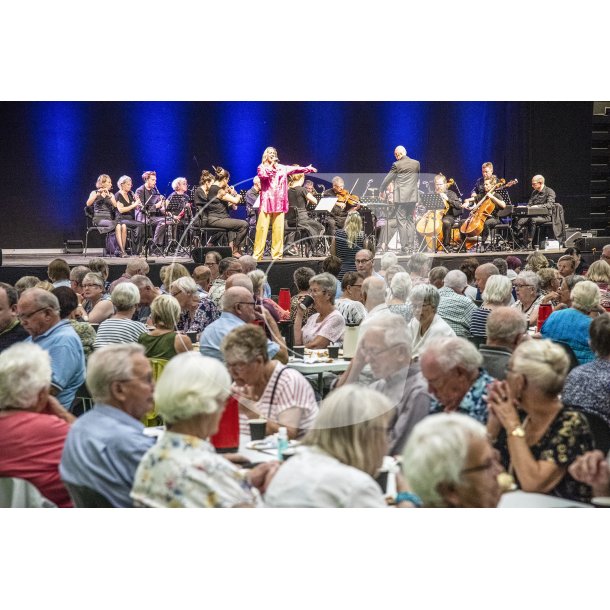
[434,174,463,249]
[462,177,506,249]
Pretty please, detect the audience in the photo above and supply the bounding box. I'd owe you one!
[335,272,367,325]
[557,254,577,278]
[69,266,91,299]
[52,286,96,359]
[428,265,448,289]
[406,253,431,286]
[511,270,543,328]
[0,282,29,352]
[47,258,71,288]
[171,276,219,336]
[537,267,562,307]
[290,267,315,324]
[131,274,161,323]
[473,262,499,300]
[249,269,289,323]
[81,272,114,323]
[586,260,610,309]
[109,259,150,294]
[386,272,413,323]
[208,257,243,307]
[436,269,477,337]
[192,265,212,295]
[469,275,513,338]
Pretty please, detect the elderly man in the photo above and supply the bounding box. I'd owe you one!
[361,276,389,321]
[131,274,161,323]
[407,253,431,286]
[200,286,288,363]
[322,176,349,235]
[517,175,556,249]
[69,265,90,300]
[109,259,150,293]
[239,255,271,298]
[17,288,85,410]
[204,250,222,281]
[601,244,610,265]
[171,276,219,335]
[192,265,212,295]
[557,254,577,278]
[379,145,420,253]
[59,344,155,507]
[421,336,495,423]
[436,269,477,337]
[479,307,528,380]
[473,262,499,300]
[208,256,243,307]
[354,249,382,280]
[402,412,502,507]
[0,282,29,352]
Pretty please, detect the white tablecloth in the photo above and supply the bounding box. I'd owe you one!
[498,490,592,508]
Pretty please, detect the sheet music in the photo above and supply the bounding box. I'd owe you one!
[315,197,338,212]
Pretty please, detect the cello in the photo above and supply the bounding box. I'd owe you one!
[416,178,455,250]
[460,179,517,236]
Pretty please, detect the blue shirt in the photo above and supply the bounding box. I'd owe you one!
[59,404,155,507]
[200,312,279,361]
[541,308,595,365]
[29,319,85,410]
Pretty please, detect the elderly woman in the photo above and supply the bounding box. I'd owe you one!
[138,294,192,359]
[115,175,144,254]
[0,343,75,507]
[130,352,277,507]
[537,267,562,307]
[52,286,96,359]
[408,284,455,360]
[384,264,407,288]
[511,270,543,328]
[93,283,148,349]
[332,211,365,280]
[248,269,289,323]
[290,266,315,324]
[470,275,513,337]
[556,274,585,310]
[402,413,503,508]
[81,272,114,324]
[85,174,128,257]
[586,259,610,310]
[387,271,413,323]
[335,271,367,325]
[170,276,219,337]
[159,262,191,294]
[524,250,550,273]
[541,280,600,364]
[221,324,318,439]
[487,339,594,503]
[264,385,413,507]
[294,272,345,349]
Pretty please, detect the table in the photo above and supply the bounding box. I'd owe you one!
[286,357,350,394]
[498,490,592,508]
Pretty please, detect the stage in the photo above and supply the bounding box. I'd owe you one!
[0,245,593,296]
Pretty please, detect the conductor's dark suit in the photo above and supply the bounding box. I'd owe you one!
[380,154,420,251]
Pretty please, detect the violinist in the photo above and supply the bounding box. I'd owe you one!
[434,174,463,249]
[322,176,351,235]
[462,177,506,248]
[115,175,144,255]
[193,169,214,227]
[287,172,325,253]
[135,170,166,248]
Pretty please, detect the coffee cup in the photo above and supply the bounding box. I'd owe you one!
[293,345,305,359]
[248,419,267,441]
[592,496,610,508]
[328,345,340,359]
[299,295,314,310]
[186,331,198,343]
[375,469,389,493]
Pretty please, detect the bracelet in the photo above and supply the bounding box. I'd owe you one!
[395,491,422,507]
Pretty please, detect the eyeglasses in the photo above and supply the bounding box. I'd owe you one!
[82,283,103,289]
[513,283,532,288]
[225,360,251,372]
[236,301,256,306]
[461,457,498,475]
[170,290,182,297]
[17,307,49,321]
[364,344,399,359]
[117,373,154,385]
[355,259,372,264]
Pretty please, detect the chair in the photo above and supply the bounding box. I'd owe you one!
[0,477,57,508]
[84,206,109,256]
[71,382,94,417]
[142,357,168,427]
[552,340,579,371]
[63,481,114,508]
[490,205,521,251]
[583,412,610,454]
[466,335,485,349]
[284,210,308,257]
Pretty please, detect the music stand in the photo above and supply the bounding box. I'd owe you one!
[417,194,447,253]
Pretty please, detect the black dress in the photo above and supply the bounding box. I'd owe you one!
[287,186,325,246]
[115,191,144,252]
[205,184,248,248]
[92,195,117,233]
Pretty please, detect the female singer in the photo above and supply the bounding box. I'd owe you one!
[253,147,317,261]
[115,175,144,255]
[85,174,128,257]
[206,167,249,258]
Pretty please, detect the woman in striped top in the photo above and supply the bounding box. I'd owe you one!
[470,275,513,338]
[94,282,147,349]
[332,211,365,280]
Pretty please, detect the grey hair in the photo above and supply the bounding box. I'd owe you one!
[171,177,187,191]
[110,281,140,311]
[563,274,585,292]
[248,269,267,296]
[82,272,104,289]
[154,352,231,424]
[428,266,448,286]
[407,253,430,275]
[15,276,40,295]
[171,276,199,296]
[402,413,487,507]
[409,283,440,311]
[482,275,513,306]
[311,272,337,304]
[86,344,146,403]
[443,269,468,292]
[384,264,407,286]
[130,274,154,289]
[117,175,132,188]
[239,255,258,273]
[571,280,601,314]
[20,288,60,313]
[517,270,540,292]
[380,252,398,271]
[423,336,483,374]
[395,145,407,156]
[511,339,569,396]
[0,343,52,410]
[533,174,545,184]
[387,272,412,303]
[361,312,412,353]
[486,307,527,343]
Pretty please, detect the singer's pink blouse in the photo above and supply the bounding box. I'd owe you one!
[257,163,313,214]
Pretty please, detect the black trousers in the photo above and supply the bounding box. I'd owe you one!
[207,216,249,248]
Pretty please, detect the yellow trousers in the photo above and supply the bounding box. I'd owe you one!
[253,211,285,260]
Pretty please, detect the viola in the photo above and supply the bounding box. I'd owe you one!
[460,179,518,237]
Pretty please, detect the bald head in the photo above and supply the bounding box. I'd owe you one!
[486,307,527,349]
[225,273,254,293]
[362,277,386,311]
[394,146,406,158]
[239,255,258,274]
[475,263,499,292]
[223,286,256,322]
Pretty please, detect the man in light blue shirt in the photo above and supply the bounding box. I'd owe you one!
[200,286,287,362]
[17,288,85,410]
[60,344,156,507]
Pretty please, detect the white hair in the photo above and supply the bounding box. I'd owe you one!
[423,336,482,374]
[154,352,231,424]
[171,276,199,296]
[571,280,601,314]
[0,343,52,410]
[380,252,398,271]
[516,270,540,291]
[171,177,187,191]
[117,175,132,188]
[87,344,145,403]
[402,413,487,507]
[443,269,468,292]
[395,145,407,156]
[387,272,412,303]
[247,269,267,296]
[512,339,569,396]
[361,312,413,352]
[482,275,513,306]
[409,283,440,311]
[110,281,140,311]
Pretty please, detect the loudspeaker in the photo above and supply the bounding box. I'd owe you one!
[64,240,84,254]
[564,231,582,248]
[574,236,609,251]
[192,246,233,264]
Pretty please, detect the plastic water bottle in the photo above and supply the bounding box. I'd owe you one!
[277,426,289,461]
[543,238,549,250]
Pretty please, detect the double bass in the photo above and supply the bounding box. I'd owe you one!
[460,179,518,236]
[416,179,455,250]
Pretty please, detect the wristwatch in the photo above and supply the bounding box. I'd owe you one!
[510,425,526,438]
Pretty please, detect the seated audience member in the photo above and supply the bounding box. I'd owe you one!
[322,255,343,298]
[565,246,587,275]
[0,343,75,507]
[131,353,276,508]
[335,272,367,326]
[421,336,494,424]
[506,256,522,276]
[192,265,212,296]
[384,264,407,288]
[294,273,345,349]
[249,269,290,323]
[491,258,508,276]
[541,280,599,365]
[569,450,610,498]
[537,267,561,307]
[479,307,528,380]
[203,251,222,282]
[81,272,114,324]
[557,254,577,278]
[555,274,585,311]
[586,259,610,310]
[428,265,448,290]
[109,259,150,294]
[221,325,318,439]
[408,284,455,360]
[69,266,91,300]
[459,257,479,301]
[208,257,243,307]
[379,252,398,278]
[362,276,390,321]
[170,276,219,336]
[386,272,413,323]
[290,267,315,324]
[35,280,55,292]
[15,275,41,296]
[470,275,513,338]
[264,385,413,508]
[511,270,543,328]
[0,282,29,352]
[525,251,550,274]
[159,262,190,294]
[94,282,147,349]
[487,339,594,503]
[402,413,503,508]
[87,257,110,291]
[200,287,287,362]
[17,288,85,410]
[52,286,96,359]
[407,253,431,286]
[138,295,192,359]
[47,258,71,288]
[131,274,161,323]
[473,262,499,300]
[239,255,272,298]
[59,344,156,507]
[436,269,477,337]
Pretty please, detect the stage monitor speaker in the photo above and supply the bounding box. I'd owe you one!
[64,240,84,254]
[574,236,609,251]
[564,231,582,248]
[192,246,233,264]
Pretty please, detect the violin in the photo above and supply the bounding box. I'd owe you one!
[460,179,518,237]
[335,188,361,210]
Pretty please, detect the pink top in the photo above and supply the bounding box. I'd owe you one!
[302,309,346,345]
[257,163,313,214]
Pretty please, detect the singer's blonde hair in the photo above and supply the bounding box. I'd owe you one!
[262,147,277,163]
[95,174,112,188]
